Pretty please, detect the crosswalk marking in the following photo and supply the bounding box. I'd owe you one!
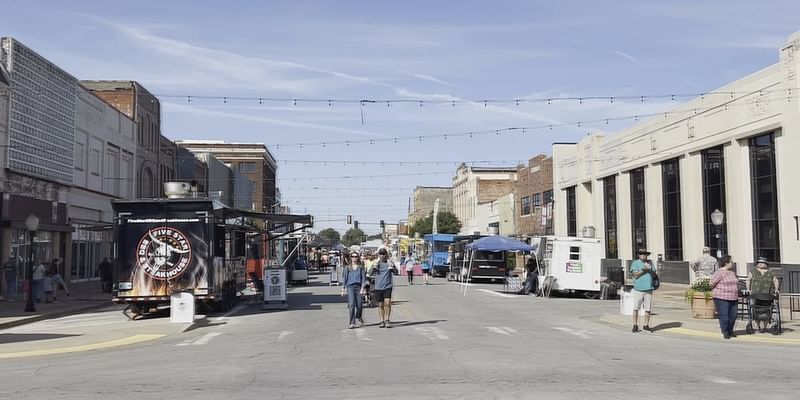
[415,327,449,341]
[277,331,294,341]
[175,332,222,347]
[192,332,221,346]
[486,327,517,335]
[553,326,591,339]
[341,328,372,341]
[477,289,515,298]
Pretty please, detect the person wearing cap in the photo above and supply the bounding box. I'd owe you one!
[341,252,367,329]
[630,249,655,333]
[746,257,781,333]
[690,246,719,282]
[371,248,398,328]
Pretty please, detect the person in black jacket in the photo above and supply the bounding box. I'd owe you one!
[98,257,112,293]
[519,257,539,296]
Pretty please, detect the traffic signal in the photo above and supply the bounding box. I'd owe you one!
[354,220,359,230]
[347,215,352,224]
[380,220,385,229]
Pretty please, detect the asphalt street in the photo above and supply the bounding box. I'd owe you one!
[1,275,799,399]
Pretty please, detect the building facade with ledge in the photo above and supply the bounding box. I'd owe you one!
[552,32,800,283]
[514,154,554,237]
[1,38,74,294]
[452,164,516,235]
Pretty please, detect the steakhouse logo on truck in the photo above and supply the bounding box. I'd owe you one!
[136,227,193,280]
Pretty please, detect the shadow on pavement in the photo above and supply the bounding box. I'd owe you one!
[650,322,682,332]
[184,317,228,332]
[0,333,81,344]
[393,319,447,327]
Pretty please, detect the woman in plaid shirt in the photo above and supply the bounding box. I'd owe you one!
[710,255,740,339]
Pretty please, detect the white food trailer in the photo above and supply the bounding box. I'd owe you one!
[532,236,606,296]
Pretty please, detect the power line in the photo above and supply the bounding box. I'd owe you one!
[155,90,780,107]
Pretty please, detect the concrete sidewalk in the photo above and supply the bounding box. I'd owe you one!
[0,280,111,330]
[598,283,800,345]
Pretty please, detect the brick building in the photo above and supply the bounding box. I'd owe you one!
[514,154,554,236]
[408,186,452,225]
[452,164,516,234]
[81,80,166,198]
[174,140,277,213]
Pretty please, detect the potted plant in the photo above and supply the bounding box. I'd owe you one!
[685,277,715,319]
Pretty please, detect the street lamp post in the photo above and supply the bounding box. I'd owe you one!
[710,209,725,259]
[24,213,40,313]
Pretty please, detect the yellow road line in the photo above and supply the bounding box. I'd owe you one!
[0,334,164,359]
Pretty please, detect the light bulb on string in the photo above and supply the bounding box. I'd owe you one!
[187,96,191,103]
[259,98,263,104]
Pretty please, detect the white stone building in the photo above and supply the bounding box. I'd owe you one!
[452,164,517,234]
[70,86,136,280]
[552,32,800,281]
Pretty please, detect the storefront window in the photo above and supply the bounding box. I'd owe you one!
[662,158,683,260]
[566,186,577,237]
[749,133,780,261]
[702,146,727,257]
[603,176,618,259]
[630,168,647,253]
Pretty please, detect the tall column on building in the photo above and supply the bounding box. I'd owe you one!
[779,32,800,263]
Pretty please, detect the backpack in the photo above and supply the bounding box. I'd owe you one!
[649,271,661,290]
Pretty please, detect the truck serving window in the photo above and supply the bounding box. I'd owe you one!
[569,246,581,260]
[433,241,450,252]
[475,251,503,261]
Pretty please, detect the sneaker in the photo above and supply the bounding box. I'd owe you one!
[632,325,639,333]
[348,324,355,329]
[385,320,392,328]
[723,332,731,339]
[379,321,386,328]
[358,318,364,327]
[643,325,653,333]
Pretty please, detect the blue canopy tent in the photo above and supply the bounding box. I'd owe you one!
[465,235,535,252]
[461,236,535,295]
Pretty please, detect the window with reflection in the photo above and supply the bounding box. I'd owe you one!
[662,158,682,260]
[749,133,780,261]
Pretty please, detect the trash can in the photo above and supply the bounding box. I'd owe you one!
[620,287,644,316]
[170,291,195,323]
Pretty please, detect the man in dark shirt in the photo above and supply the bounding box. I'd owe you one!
[371,248,398,328]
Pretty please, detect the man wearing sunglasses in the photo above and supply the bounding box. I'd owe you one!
[372,248,398,328]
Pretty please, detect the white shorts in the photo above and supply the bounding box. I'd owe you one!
[633,290,653,312]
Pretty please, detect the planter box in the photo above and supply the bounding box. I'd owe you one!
[691,294,716,319]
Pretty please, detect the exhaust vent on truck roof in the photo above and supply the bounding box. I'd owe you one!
[164,182,191,198]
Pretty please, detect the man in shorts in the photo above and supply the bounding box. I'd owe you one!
[371,248,398,328]
[630,249,655,333]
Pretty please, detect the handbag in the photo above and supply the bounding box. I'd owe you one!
[649,270,661,290]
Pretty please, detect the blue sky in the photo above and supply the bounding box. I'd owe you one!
[4,0,799,234]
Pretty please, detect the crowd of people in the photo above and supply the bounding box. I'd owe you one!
[630,246,782,339]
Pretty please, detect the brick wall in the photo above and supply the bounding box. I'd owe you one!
[514,154,553,236]
[477,180,515,204]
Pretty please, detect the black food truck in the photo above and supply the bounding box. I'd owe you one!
[446,234,508,282]
[112,197,272,316]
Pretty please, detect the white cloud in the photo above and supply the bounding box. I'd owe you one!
[612,50,639,63]
[411,73,452,87]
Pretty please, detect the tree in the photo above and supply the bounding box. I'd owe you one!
[342,227,366,246]
[318,228,341,244]
[409,210,462,236]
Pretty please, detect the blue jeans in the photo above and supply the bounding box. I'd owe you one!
[5,275,17,299]
[346,285,363,325]
[714,298,737,335]
[32,279,44,303]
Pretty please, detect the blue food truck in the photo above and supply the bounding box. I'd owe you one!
[423,233,455,277]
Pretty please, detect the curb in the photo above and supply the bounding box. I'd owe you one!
[0,301,111,330]
[594,314,800,345]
